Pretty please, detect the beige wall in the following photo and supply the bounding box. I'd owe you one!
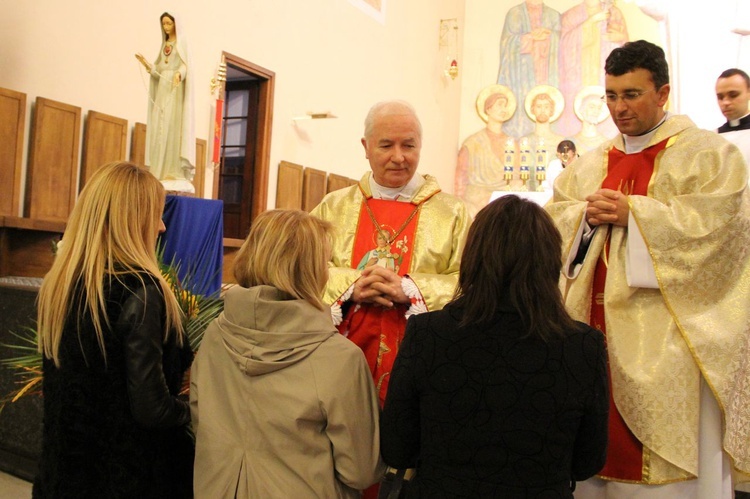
[5,0,743,214]
[0,0,464,208]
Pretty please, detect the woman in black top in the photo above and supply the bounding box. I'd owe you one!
[380,195,608,498]
[34,162,193,498]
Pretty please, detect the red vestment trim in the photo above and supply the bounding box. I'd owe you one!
[352,198,419,275]
[594,138,668,481]
[338,198,422,406]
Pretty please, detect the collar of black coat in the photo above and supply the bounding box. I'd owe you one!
[718,113,750,133]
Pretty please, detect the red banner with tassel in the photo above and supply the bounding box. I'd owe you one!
[212,99,224,164]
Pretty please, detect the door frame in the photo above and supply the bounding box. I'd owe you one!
[213,52,274,229]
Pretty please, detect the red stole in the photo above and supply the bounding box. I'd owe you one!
[593,138,668,481]
[338,197,421,407]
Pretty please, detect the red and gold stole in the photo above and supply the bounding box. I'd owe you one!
[594,138,668,481]
[338,196,421,406]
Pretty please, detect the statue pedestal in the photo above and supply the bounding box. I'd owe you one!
[161,178,195,194]
[160,196,224,296]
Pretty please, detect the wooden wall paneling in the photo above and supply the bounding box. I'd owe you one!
[2,210,67,277]
[302,167,327,212]
[222,248,237,285]
[0,225,8,277]
[0,88,27,217]
[2,228,61,278]
[194,138,207,198]
[326,173,356,194]
[222,241,242,285]
[2,217,66,232]
[275,161,303,209]
[130,122,147,167]
[80,111,128,189]
[26,97,81,222]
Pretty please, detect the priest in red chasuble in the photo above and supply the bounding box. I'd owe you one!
[311,101,470,408]
[546,40,750,498]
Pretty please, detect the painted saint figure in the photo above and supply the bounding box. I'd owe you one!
[135,12,196,193]
[558,0,628,135]
[573,86,610,154]
[455,85,518,218]
[520,86,564,191]
[357,229,402,273]
[497,0,561,138]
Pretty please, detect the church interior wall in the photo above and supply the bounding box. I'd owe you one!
[0,0,464,212]
[2,0,749,216]
[459,0,750,151]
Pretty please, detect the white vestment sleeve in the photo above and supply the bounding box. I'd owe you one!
[625,211,659,288]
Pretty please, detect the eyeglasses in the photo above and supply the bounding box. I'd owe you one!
[601,89,656,104]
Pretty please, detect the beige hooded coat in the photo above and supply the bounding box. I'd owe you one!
[190,285,384,498]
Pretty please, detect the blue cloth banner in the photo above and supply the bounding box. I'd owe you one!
[160,196,224,296]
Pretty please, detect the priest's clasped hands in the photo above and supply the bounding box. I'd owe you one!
[352,266,410,308]
[585,188,630,227]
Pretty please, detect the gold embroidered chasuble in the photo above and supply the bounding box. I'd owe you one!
[545,115,750,484]
[311,172,470,314]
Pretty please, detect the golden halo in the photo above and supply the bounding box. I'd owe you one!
[574,86,609,124]
[524,85,564,123]
[475,84,517,123]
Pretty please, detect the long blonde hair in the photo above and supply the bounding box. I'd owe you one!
[233,210,333,310]
[37,162,184,366]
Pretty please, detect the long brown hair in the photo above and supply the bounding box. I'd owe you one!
[451,195,577,340]
[37,162,184,366]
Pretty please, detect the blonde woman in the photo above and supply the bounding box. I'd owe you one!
[191,210,384,498]
[34,162,193,498]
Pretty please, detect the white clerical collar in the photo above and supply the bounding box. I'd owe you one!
[369,174,425,201]
[623,112,670,154]
[730,112,750,128]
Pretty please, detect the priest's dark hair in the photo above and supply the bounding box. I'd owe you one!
[605,39,669,90]
[449,195,577,341]
[719,68,750,88]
